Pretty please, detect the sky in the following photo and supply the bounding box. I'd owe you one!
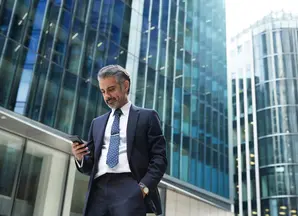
[225,0,298,38]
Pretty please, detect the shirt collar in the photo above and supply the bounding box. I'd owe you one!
[111,101,131,116]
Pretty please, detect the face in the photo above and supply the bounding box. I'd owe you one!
[99,76,129,109]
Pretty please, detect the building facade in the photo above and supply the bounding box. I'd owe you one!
[0,0,232,215]
[228,11,298,216]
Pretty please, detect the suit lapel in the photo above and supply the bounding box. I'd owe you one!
[94,112,110,162]
[127,105,139,160]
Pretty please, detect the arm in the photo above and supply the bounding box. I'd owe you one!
[140,110,168,190]
[74,120,95,176]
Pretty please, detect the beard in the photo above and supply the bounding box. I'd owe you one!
[106,97,119,108]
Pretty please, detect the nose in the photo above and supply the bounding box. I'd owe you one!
[104,92,111,101]
[104,95,109,101]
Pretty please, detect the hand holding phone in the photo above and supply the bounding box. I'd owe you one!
[70,135,90,161]
[69,135,84,144]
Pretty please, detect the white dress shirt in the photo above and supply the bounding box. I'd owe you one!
[76,101,132,178]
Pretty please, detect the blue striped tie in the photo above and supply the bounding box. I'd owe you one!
[106,108,122,168]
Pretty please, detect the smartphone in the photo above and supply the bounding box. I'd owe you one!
[70,135,90,155]
[69,135,84,144]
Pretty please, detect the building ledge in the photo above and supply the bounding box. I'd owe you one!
[0,106,232,211]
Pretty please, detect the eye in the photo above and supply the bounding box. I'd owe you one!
[107,87,115,92]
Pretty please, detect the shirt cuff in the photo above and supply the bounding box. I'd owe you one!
[75,158,84,168]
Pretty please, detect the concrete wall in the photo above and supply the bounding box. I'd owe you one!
[0,123,233,216]
[164,190,233,216]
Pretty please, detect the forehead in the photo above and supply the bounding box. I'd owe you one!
[99,76,118,88]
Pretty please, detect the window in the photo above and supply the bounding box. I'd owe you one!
[11,141,68,216]
[0,130,24,216]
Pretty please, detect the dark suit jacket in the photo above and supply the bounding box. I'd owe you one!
[75,105,167,215]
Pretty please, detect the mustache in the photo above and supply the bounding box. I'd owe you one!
[106,98,115,103]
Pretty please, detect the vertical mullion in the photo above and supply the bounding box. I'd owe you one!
[235,72,243,216]
[162,0,172,128]
[218,113,222,193]
[152,0,162,110]
[8,138,27,216]
[251,30,261,216]
[142,0,153,107]
[179,0,187,180]
[38,1,65,121]
[162,0,172,175]
[69,0,94,134]
[188,0,196,184]
[243,67,252,215]
[170,0,179,176]
[227,34,235,206]
[193,1,201,185]
[184,0,194,182]
[82,0,105,136]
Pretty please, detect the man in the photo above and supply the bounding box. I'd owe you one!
[71,65,167,216]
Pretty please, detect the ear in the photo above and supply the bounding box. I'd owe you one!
[123,80,129,93]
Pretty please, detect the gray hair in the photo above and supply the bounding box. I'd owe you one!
[97,65,131,93]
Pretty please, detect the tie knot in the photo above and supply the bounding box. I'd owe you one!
[114,108,122,117]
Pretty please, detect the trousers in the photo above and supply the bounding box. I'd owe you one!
[85,173,146,216]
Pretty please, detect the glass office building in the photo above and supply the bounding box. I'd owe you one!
[0,0,232,215]
[230,77,259,216]
[228,11,298,216]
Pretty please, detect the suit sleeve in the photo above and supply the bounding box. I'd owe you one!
[140,110,168,190]
[74,119,95,176]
